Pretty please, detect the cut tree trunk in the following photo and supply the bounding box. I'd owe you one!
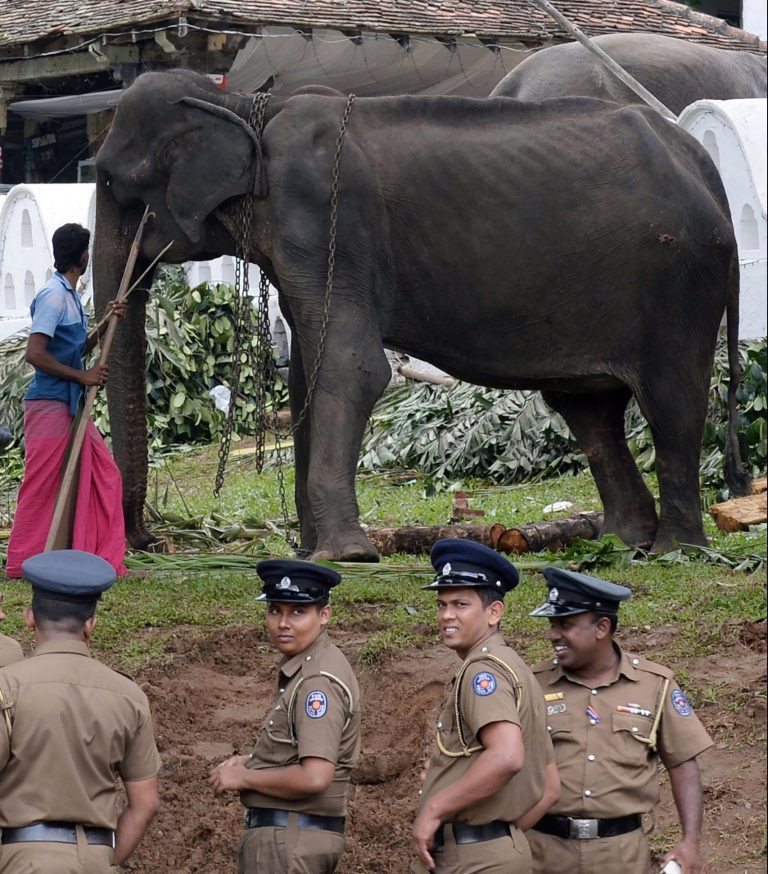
[494,513,604,554]
[708,492,768,532]
[366,513,603,557]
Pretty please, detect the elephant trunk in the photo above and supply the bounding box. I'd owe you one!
[93,179,156,549]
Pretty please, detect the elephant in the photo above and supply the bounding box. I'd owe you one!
[490,33,767,113]
[93,70,750,561]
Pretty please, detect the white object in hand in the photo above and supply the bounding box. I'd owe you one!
[661,862,682,874]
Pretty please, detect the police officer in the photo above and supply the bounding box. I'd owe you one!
[413,540,556,874]
[526,568,712,874]
[0,550,161,873]
[0,599,23,667]
[209,559,361,873]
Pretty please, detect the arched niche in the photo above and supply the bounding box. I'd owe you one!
[3,273,15,310]
[24,270,36,304]
[702,129,720,171]
[739,203,759,250]
[21,209,34,248]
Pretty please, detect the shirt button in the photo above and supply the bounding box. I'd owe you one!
[268,720,274,726]
[552,658,559,665]
[631,726,639,733]
[584,790,592,797]
[588,754,596,762]
[437,722,443,729]
[547,726,552,732]
[632,659,639,666]
[590,689,598,696]
[590,719,598,726]
[279,688,285,693]
[305,656,312,661]
[275,705,282,711]
[481,647,488,653]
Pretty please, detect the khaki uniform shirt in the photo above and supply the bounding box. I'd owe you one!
[419,631,551,826]
[0,633,23,668]
[0,640,161,830]
[532,644,712,819]
[241,631,361,818]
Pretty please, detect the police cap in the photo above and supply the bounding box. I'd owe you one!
[529,567,632,618]
[423,539,520,595]
[21,550,116,602]
[256,559,341,603]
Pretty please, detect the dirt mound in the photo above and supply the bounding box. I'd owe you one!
[127,625,766,873]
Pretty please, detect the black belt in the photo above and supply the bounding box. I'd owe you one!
[1,823,115,847]
[533,813,641,840]
[245,807,345,835]
[434,820,511,847]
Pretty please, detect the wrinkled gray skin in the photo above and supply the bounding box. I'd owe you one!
[491,33,767,112]
[94,70,749,561]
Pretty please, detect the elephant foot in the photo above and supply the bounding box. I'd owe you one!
[650,524,708,554]
[127,526,160,551]
[602,511,657,551]
[310,531,380,563]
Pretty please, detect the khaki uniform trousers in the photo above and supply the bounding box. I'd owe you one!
[238,819,345,874]
[0,838,113,874]
[411,825,532,874]
[527,827,652,874]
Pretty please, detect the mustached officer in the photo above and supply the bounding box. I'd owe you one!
[526,568,712,874]
[413,539,558,874]
[0,550,161,873]
[209,559,361,873]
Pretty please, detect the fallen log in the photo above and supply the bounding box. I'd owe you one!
[708,492,768,533]
[365,513,603,557]
[752,477,767,495]
[494,513,604,554]
[366,524,500,556]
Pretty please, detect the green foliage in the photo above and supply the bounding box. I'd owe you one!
[0,266,288,459]
[361,338,767,492]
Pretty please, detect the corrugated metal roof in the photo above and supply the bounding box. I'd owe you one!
[0,0,764,51]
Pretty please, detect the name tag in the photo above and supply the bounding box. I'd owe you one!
[544,692,564,702]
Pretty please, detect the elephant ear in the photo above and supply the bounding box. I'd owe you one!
[165,97,268,245]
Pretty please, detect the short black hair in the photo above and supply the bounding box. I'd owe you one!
[31,590,97,632]
[52,223,90,272]
[477,588,504,609]
[594,611,618,634]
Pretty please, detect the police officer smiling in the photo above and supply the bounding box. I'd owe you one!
[413,540,556,874]
[209,559,361,874]
[527,568,712,874]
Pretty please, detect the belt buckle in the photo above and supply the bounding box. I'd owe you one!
[570,818,598,840]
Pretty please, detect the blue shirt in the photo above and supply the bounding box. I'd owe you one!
[24,272,88,415]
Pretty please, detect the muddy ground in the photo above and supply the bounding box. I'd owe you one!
[126,620,767,874]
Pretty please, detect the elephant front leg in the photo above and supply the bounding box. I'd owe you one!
[288,336,317,555]
[296,316,391,563]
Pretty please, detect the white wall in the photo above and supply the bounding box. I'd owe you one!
[742,0,767,39]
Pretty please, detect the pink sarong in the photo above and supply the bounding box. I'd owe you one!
[5,400,127,578]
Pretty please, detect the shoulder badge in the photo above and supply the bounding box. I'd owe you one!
[671,688,692,717]
[472,671,497,697]
[305,690,328,719]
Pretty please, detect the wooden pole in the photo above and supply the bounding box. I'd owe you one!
[44,207,153,552]
[527,0,678,122]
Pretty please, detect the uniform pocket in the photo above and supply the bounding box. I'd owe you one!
[611,712,653,765]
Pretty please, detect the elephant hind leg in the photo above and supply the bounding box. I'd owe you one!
[542,388,658,548]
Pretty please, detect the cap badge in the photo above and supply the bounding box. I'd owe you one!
[442,563,452,576]
[548,587,559,603]
[278,577,293,590]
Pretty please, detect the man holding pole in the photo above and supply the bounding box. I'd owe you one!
[6,223,127,577]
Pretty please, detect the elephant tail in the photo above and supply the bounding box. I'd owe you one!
[724,252,751,497]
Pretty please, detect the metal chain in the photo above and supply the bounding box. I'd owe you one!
[214,92,356,551]
[214,92,271,497]
[289,93,356,433]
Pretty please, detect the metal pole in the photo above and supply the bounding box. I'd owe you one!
[527,0,678,121]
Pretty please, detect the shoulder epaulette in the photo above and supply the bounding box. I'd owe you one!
[629,655,674,680]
